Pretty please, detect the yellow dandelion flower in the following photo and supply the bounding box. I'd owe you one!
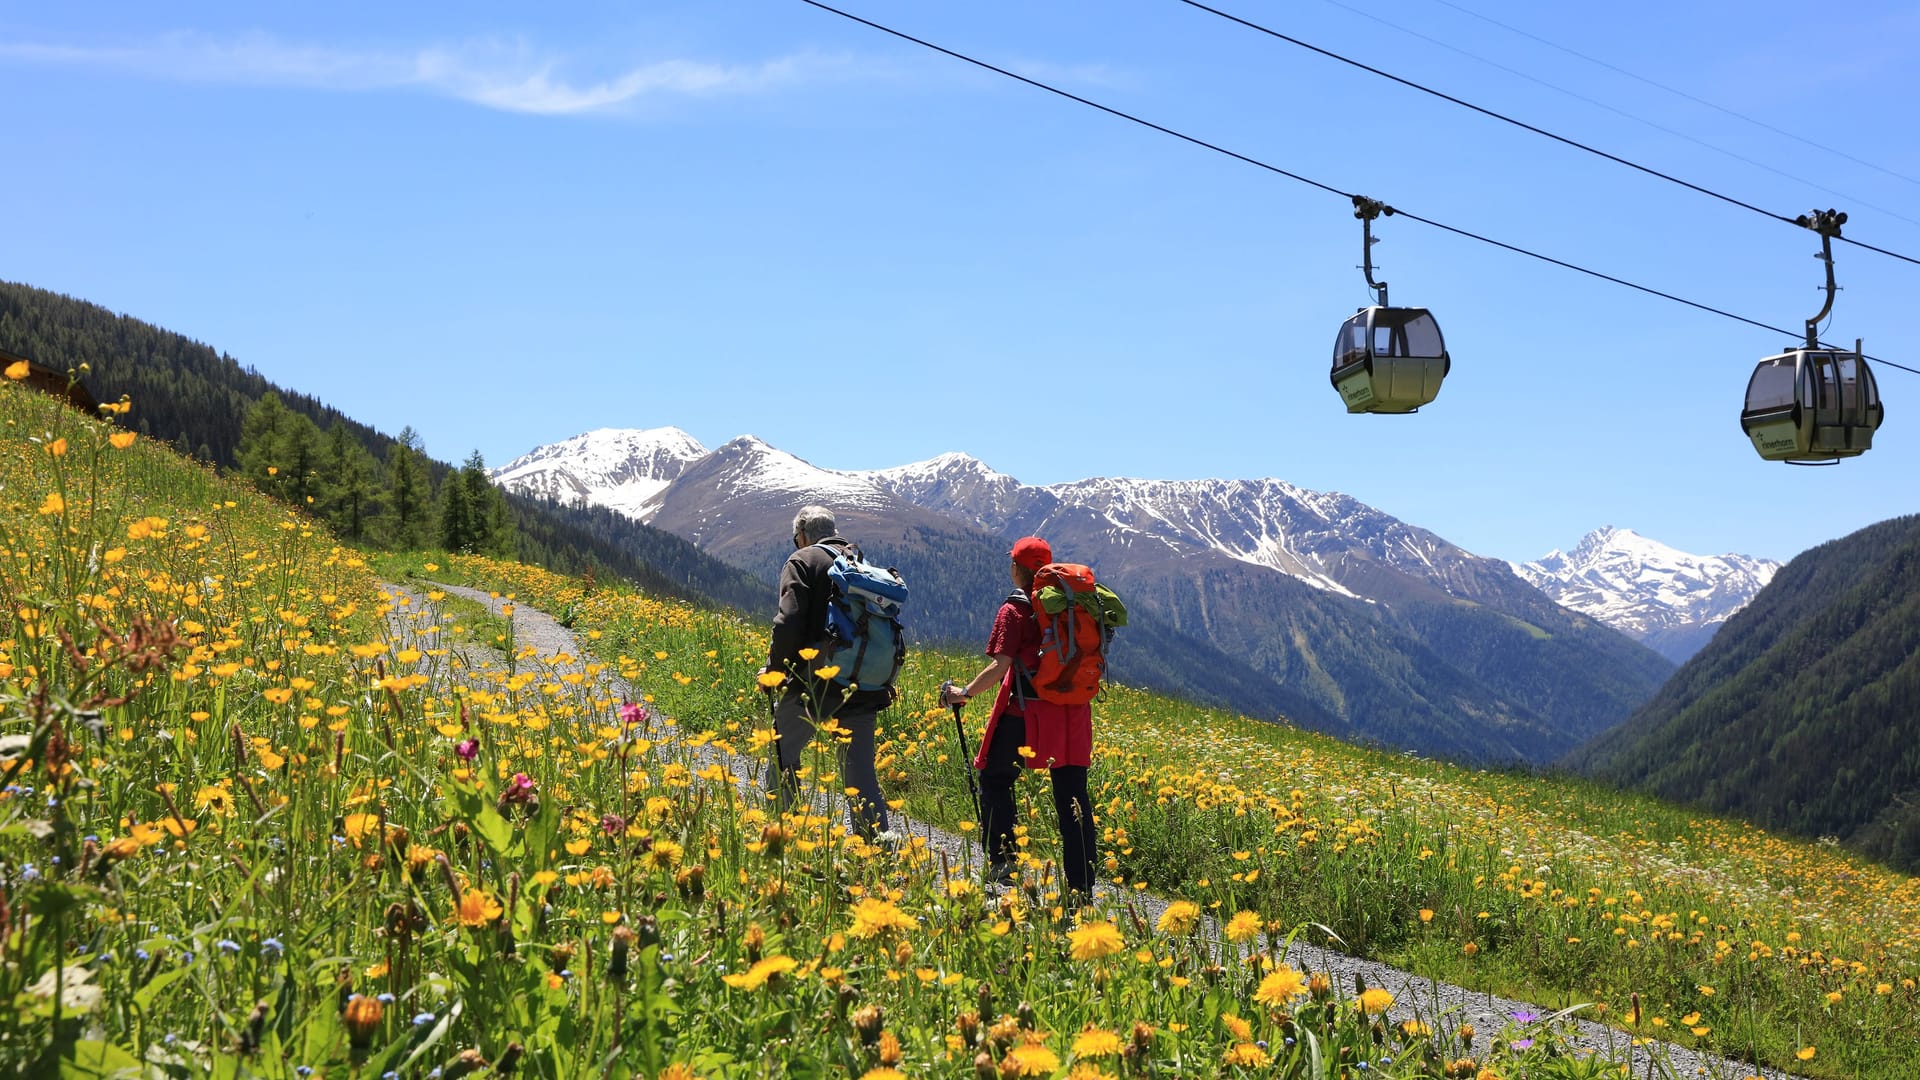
[194,786,235,817]
[1071,1026,1123,1057]
[1004,1041,1059,1076]
[1224,910,1262,943]
[1220,1013,1252,1042]
[848,897,917,939]
[1357,987,1394,1015]
[1067,920,1125,961]
[721,954,798,991]
[453,890,504,928]
[1155,900,1200,935]
[1255,964,1308,1005]
[1222,1043,1271,1067]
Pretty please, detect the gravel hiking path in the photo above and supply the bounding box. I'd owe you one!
[383,581,1799,1080]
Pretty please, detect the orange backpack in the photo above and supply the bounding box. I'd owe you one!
[1026,563,1126,705]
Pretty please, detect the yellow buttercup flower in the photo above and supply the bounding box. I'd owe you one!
[757,671,786,689]
[38,493,64,516]
[813,665,841,681]
[110,431,137,449]
[4,360,28,380]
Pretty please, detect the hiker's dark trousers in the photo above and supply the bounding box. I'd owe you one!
[768,684,891,839]
[978,711,1098,893]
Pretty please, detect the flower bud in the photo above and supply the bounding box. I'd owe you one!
[852,1004,885,1045]
[343,993,384,1049]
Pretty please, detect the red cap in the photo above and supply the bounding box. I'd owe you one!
[1010,536,1052,570]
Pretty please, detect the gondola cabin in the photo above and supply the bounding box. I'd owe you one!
[1330,306,1450,414]
[1740,348,1882,462]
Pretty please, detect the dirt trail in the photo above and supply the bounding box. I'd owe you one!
[382,580,1799,1080]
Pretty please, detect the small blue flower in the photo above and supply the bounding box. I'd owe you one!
[383,1072,399,1080]
[217,939,241,954]
[377,992,396,1003]
[20,865,40,882]
[296,1068,313,1077]
[261,938,284,957]
[412,1012,435,1026]
[135,948,151,962]
[428,1070,442,1079]
[84,834,99,843]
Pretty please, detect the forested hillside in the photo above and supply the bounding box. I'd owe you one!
[0,280,767,612]
[1567,514,1920,871]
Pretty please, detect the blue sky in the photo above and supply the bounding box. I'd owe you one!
[7,0,1917,564]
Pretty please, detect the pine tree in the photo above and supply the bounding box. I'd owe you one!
[387,440,427,549]
[236,392,293,497]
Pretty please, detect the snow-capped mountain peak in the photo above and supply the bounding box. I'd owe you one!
[490,427,707,519]
[699,436,896,510]
[1512,527,1779,662]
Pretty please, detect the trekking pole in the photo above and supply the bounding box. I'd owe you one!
[943,680,983,822]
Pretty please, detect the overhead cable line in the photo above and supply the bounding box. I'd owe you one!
[1301,0,1920,229]
[1422,0,1920,190]
[795,0,1919,378]
[1172,0,1920,269]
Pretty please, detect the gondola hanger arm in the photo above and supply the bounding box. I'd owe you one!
[1354,195,1394,308]
[1794,208,1847,350]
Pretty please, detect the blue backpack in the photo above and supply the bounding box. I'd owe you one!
[815,542,908,691]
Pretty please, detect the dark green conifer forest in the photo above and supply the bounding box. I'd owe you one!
[0,279,766,612]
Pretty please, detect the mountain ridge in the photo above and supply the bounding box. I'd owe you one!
[495,428,1686,763]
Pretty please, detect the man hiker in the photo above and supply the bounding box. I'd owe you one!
[761,504,894,841]
[940,536,1098,897]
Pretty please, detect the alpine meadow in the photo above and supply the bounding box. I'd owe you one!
[3,320,1919,1079]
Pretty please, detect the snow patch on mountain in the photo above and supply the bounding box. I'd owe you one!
[1512,527,1779,661]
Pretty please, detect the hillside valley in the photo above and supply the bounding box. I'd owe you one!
[1568,513,1920,872]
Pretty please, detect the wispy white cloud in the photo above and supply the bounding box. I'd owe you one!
[0,31,847,115]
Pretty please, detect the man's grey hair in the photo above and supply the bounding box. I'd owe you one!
[792,505,836,544]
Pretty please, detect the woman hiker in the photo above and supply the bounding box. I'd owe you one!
[940,536,1098,897]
